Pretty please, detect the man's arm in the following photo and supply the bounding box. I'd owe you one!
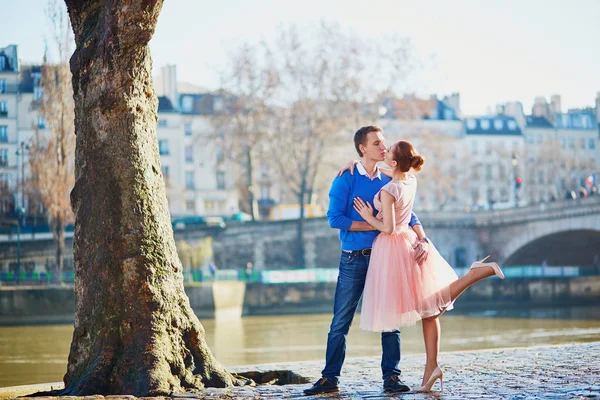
[327,173,375,231]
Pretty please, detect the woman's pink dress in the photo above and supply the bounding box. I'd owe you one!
[360,174,459,331]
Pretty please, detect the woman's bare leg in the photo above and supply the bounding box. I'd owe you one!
[421,316,441,385]
[449,266,496,302]
[420,266,497,384]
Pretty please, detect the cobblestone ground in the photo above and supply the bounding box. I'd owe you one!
[4,343,600,399]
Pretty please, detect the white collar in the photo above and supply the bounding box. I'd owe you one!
[357,161,382,181]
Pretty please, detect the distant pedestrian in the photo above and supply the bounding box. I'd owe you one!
[542,259,548,276]
[208,261,217,281]
[245,262,253,281]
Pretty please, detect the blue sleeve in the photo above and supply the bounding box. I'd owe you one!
[326,173,353,231]
[408,211,421,227]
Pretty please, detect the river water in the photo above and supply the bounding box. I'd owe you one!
[1,306,599,387]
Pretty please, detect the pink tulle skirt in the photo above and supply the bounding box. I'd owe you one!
[360,228,459,332]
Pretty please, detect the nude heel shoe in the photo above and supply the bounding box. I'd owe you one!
[415,367,443,392]
[470,255,505,279]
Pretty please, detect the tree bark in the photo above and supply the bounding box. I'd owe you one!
[40,0,248,396]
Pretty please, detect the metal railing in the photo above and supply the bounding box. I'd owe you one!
[0,266,597,286]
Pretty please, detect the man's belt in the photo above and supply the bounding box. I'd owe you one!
[342,248,372,256]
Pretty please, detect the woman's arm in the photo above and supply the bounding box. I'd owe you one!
[353,192,395,234]
[337,160,394,178]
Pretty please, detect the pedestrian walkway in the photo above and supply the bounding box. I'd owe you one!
[1,342,598,399]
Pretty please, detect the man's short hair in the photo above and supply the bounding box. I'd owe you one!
[354,126,383,157]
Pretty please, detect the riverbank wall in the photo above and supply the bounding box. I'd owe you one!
[1,276,599,325]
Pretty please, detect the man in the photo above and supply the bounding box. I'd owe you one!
[304,126,430,395]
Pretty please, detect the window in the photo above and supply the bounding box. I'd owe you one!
[0,149,8,167]
[568,137,575,149]
[0,101,7,116]
[260,185,270,199]
[158,140,169,155]
[0,173,8,190]
[466,119,477,130]
[161,165,169,180]
[507,120,517,130]
[590,139,596,150]
[486,164,492,179]
[0,80,6,93]
[184,145,193,163]
[537,135,542,144]
[538,171,544,184]
[480,119,490,130]
[185,171,195,190]
[185,199,195,211]
[485,141,492,155]
[184,123,192,136]
[579,138,586,149]
[216,171,225,190]
[204,200,215,211]
[560,137,566,148]
[471,141,478,155]
[487,188,495,203]
[37,116,45,129]
[498,165,506,180]
[454,247,466,268]
[216,147,224,164]
[0,126,7,142]
[493,119,503,130]
[527,136,534,144]
[181,96,193,113]
[158,119,167,127]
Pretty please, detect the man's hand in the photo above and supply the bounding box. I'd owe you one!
[413,238,430,265]
[337,160,359,176]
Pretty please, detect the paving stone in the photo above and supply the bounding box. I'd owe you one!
[4,342,600,399]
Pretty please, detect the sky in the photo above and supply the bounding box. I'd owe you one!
[1,0,599,116]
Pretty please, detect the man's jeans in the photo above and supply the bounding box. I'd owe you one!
[321,251,401,383]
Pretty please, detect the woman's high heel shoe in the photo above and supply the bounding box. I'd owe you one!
[470,255,505,279]
[416,367,444,392]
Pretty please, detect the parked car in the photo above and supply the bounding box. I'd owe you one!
[171,216,226,230]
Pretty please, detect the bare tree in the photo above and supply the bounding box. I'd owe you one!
[263,23,414,267]
[211,43,278,220]
[28,0,75,280]
[37,0,248,396]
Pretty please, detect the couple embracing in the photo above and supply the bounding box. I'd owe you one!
[304,125,504,395]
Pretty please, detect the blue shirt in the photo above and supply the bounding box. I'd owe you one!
[326,167,421,251]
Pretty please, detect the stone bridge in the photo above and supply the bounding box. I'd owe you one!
[1,197,599,271]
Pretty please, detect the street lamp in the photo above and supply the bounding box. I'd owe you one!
[15,141,29,225]
[14,206,25,285]
[512,152,519,207]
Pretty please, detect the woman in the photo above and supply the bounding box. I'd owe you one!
[352,140,504,392]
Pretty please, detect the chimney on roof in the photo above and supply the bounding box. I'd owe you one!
[160,64,179,111]
[442,93,461,118]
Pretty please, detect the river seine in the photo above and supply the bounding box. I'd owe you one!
[1,306,599,387]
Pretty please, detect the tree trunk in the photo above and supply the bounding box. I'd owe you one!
[296,182,306,269]
[246,145,256,221]
[43,0,247,396]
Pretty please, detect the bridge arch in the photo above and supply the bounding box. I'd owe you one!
[503,229,600,266]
